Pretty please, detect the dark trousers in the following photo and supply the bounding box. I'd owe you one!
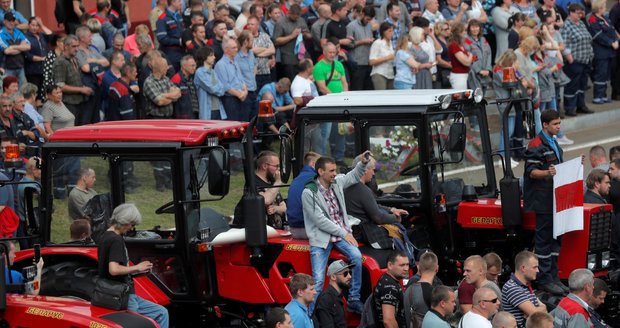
[241,91,258,122]
[221,95,243,121]
[52,156,80,199]
[281,64,298,82]
[563,62,590,112]
[163,48,184,72]
[534,212,561,284]
[25,74,44,100]
[350,65,373,91]
[592,57,612,99]
[612,49,620,98]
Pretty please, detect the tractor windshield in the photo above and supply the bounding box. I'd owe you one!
[426,106,494,200]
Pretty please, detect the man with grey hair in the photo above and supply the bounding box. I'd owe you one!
[344,154,408,249]
[53,34,93,124]
[491,311,517,328]
[550,268,594,328]
[215,38,248,122]
[98,204,169,328]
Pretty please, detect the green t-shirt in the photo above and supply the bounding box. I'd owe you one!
[313,59,346,94]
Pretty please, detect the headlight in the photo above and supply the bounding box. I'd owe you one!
[587,254,597,270]
[473,88,483,103]
[441,95,451,109]
[602,251,610,268]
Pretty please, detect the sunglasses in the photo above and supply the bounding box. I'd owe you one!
[338,270,351,277]
[481,298,499,304]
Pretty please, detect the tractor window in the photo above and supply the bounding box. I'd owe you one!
[300,121,358,169]
[50,155,111,244]
[368,124,421,198]
[428,111,488,190]
[121,160,175,240]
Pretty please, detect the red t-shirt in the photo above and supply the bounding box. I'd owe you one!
[448,42,470,74]
[457,280,475,305]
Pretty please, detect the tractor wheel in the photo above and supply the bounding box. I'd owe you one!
[40,261,97,301]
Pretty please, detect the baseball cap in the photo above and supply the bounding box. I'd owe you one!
[327,260,354,276]
[3,12,15,21]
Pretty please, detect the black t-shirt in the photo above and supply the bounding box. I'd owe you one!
[374,273,406,328]
[233,174,284,228]
[325,19,348,41]
[610,179,620,216]
[97,230,135,292]
[110,0,127,22]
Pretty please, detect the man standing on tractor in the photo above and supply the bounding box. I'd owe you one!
[523,109,569,296]
[302,151,371,313]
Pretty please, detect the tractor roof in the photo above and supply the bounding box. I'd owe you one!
[304,89,472,109]
[49,120,248,146]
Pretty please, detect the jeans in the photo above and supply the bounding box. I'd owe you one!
[128,294,169,328]
[310,239,362,305]
[394,80,414,89]
[5,68,26,87]
[330,124,345,162]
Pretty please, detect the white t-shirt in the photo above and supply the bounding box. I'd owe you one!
[460,311,492,328]
[369,39,395,79]
[291,75,318,98]
[420,35,437,74]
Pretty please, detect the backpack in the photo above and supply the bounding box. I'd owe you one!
[358,294,377,328]
[55,0,66,25]
[403,282,428,328]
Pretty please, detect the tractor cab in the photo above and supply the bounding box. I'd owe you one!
[292,89,493,282]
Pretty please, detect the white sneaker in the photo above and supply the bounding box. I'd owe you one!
[556,136,574,145]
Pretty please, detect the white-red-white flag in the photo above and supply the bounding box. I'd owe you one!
[553,157,584,238]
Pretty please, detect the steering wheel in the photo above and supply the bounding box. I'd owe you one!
[155,201,175,214]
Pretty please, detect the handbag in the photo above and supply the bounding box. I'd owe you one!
[91,276,131,310]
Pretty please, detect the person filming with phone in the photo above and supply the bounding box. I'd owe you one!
[1,240,43,295]
[97,203,169,327]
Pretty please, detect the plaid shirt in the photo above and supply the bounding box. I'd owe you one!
[143,74,175,117]
[561,18,594,64]
[384,17,403,50]
[318,182,350,242]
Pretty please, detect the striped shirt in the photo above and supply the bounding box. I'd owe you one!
[501,274,541,328]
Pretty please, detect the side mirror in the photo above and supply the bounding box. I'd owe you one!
[208,148,230,196]
[279,135,292,183]
[447,122,466,153]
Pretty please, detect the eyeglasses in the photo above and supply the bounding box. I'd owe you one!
[481,298,499,304]
[338,270,351,277]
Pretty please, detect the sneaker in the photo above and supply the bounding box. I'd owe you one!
[347,300,364,314]
[605,98,613,103]
[556,136,574,145]
[593,98,605,104]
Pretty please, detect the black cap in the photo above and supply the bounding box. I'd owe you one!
[3,12,15,21]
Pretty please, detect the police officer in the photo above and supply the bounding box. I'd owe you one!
[524,110,571,296]
[156,0,184,72]
[587,0,619,104]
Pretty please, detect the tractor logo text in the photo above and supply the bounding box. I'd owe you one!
[285,244,311,252]
[471,217,502,225]
[90,322,109,328]
[25,307,64,319]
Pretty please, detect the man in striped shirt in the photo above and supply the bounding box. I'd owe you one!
[501,251,548,328]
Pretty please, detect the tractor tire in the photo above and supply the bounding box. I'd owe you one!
[40,261,97,301]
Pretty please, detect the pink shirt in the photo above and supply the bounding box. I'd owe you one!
[124,33,154,57]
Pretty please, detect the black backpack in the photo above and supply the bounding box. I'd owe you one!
[358,294,377,328]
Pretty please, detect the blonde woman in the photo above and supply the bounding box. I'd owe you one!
[409,27,434,89]
[394,34,420,89]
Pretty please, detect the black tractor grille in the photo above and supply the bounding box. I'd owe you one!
[589,210,612,250]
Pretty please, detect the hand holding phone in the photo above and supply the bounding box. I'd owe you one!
[34,244,41,264]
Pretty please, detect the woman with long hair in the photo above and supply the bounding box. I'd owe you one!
[447,23,473,89]
[507,13,526,50]
[369,22,396,90]
[194,47,227,120]
[464,19,492,93]
[393,34,420,89]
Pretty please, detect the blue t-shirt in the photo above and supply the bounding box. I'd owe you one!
[394,50,416,85]
[5,267,23,284]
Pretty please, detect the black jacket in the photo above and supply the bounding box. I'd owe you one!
[524,132,563,214]
[584,190,607,204]
[314,284,347,328]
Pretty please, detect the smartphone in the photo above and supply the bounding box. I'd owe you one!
[34,244,41,263]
